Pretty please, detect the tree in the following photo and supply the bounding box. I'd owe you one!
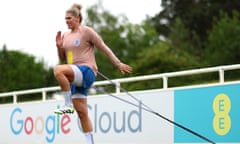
[168,17,202,58]
[151,0,240,43]
[204,11,240,66]
[133,41,200,75]
[0,45,57,93]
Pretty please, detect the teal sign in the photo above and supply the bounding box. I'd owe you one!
[174,83,240,143]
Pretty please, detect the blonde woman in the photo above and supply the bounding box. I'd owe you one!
[53,3,132,144]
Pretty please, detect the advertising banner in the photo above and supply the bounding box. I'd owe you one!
[0,90,174,144]
[174,83,240,143]
[2,82,240,143]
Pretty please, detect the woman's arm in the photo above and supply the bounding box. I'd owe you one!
[90,28,132,74]
[56,31,66,62]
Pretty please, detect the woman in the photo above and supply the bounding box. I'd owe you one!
[53,3,132,144]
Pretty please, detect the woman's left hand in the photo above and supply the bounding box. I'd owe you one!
[118,63,133,74]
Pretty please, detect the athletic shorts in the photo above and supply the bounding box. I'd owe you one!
[70,65,96,97]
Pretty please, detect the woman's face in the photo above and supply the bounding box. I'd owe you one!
[65,12,79,30]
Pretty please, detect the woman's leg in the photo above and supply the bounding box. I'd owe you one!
[73,98,94,144]
[72,98,92,131]
[54,64,75,114]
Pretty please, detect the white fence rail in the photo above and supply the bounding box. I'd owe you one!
[1,64,240,104]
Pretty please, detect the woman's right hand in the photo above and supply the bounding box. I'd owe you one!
[56,31,63,48]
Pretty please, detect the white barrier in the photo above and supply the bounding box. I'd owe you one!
[1,64,240,104]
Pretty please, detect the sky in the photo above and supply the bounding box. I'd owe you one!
[0,0,161,67]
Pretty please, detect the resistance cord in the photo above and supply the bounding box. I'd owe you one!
[95,71,215,144]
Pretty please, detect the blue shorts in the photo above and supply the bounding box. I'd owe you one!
[70,65,96,96]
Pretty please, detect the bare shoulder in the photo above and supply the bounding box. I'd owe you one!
[81,25,96,33]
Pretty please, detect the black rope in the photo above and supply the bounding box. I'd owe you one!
[96,71,216,144]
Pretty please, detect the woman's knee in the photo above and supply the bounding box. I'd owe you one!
[73,99,88,118]
[54,65,73,78]
[54,65,64,77]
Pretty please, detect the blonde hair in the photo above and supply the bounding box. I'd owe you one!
[66,3,83,23]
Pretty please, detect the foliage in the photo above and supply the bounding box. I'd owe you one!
[0,45,56,93]
[151,0,240,46]
[168,17,202,58]
[204,11,240,66]
[151,1,240,67]
[133,41,200,75]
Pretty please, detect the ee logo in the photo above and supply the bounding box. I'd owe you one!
[212,93,231,135]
